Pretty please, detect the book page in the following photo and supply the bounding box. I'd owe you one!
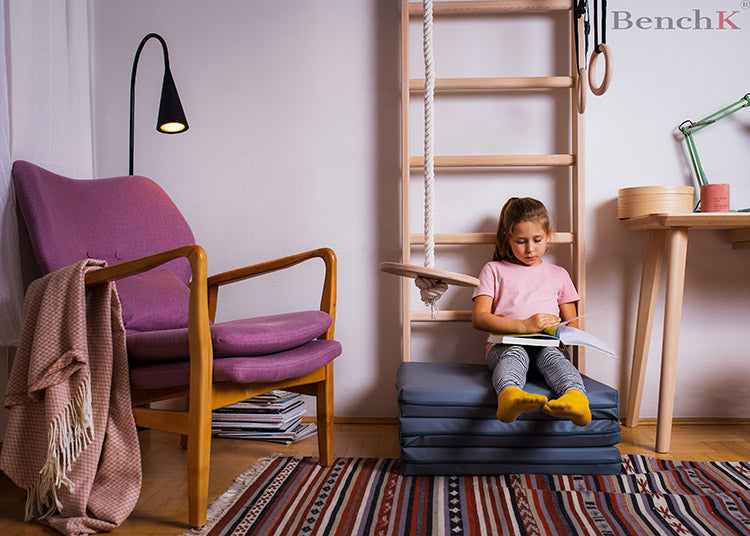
[558,326,616,357]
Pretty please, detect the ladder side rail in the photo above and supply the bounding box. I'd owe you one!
[400,0,413,362]
[571,9,586,372]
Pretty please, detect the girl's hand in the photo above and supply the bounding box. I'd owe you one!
[523,313,560,333]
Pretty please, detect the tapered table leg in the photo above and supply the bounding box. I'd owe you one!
[656,228,689,453]
[625,229,667,427]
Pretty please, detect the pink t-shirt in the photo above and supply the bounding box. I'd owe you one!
[472,260,579,319]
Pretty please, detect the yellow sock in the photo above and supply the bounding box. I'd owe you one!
[542,389,592,426]
[496,387,548,423]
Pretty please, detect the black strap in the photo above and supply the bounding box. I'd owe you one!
[592,0,607,53]
[574,1,590,73]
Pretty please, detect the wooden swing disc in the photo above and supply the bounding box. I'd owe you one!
[380,262,479,287]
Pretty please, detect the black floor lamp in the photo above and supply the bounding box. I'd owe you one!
[129,33,189,175]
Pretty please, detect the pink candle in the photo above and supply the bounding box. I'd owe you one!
[700,184,730,212]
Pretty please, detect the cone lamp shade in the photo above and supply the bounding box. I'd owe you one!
[157,68,188,134]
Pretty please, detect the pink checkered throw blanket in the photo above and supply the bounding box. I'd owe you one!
[0,259,141,535]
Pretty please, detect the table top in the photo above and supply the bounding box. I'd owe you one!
[619,212,750,231]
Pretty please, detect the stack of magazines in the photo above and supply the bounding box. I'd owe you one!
[212,390,317,444]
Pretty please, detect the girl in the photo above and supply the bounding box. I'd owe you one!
[471,197,591,426]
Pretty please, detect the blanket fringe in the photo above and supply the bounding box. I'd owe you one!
[25,378,94,521]
[182,453,282,536]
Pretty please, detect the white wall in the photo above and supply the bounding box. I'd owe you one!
[91,0,750,419]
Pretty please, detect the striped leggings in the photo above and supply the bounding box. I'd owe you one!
[487,344,586,396]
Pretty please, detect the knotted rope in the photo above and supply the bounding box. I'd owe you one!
[419,0,447,318]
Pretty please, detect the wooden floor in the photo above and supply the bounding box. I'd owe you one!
[1,421,748,536]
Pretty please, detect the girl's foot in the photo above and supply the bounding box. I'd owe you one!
[542,389,592,426]
[496,387,548,423]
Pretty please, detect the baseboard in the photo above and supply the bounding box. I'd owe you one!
[623,417,750,426]
[301,416,398,425]
[334,416,400,425]
[300,416,749,426]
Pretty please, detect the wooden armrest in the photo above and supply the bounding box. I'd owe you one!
[207,247,335,286]
[206,248,337,336]
[84,245,204,287]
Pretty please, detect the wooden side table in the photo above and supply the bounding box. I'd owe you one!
[620,212,750,453]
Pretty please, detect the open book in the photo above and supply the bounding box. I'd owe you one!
[488,322,616,357]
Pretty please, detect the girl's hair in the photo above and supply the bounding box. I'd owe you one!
[493,197,551,262]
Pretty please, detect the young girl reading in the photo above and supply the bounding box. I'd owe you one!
[471,197,591,426]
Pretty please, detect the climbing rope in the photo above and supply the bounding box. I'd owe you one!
[420,0,447,317]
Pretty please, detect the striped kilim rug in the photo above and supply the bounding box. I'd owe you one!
[188,455,750,536]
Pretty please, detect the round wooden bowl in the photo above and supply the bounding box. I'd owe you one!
[617,185,695,219]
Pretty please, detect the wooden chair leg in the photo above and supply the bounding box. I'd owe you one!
[316,362,334,466]
[180,397,189,449]
[186,407,212,527]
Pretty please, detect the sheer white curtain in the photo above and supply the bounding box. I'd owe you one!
[0,1,19,347]
[1,0,94,438]
[0,1,17,441]
[8,0,94,177]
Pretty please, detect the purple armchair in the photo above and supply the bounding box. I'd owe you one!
[11,160,341,527]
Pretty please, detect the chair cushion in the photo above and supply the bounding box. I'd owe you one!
[116,269,191,332]
[129,339,342,390]
[126,310,333,363]
[212,312,332,356]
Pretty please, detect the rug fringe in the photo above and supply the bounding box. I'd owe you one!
[181,453,283,536]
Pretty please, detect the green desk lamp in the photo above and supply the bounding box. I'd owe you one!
[679,94,750,212]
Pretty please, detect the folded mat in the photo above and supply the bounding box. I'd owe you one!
[397,362,619,421]
[400,445,623,476]
[397,362,621,476]
[400,416,621,448]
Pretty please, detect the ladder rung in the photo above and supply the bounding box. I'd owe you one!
[412,310,472,322]
[412,232,494,244]
[410,154,575,168]
[408,1,573,16]
[410,76,574,91]
[409,232,575,245]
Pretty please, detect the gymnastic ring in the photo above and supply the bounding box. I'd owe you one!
[588,43,613,96]
[577,68,587,114]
